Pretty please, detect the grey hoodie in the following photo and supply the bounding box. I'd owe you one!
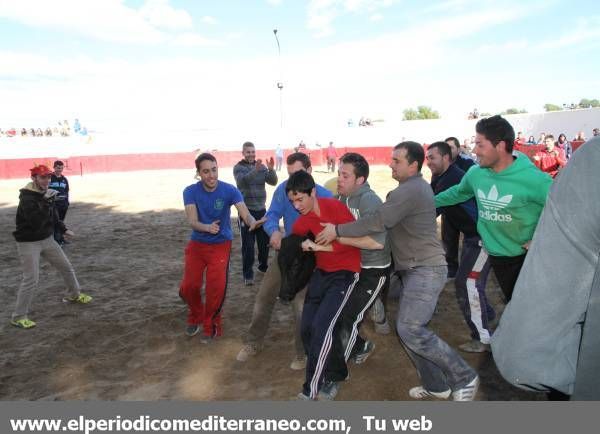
[337,173,446,271]
[337,182,390,268]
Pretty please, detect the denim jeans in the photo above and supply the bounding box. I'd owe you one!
[243,254,306,357]
[395,265,476,392]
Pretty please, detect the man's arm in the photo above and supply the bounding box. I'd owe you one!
[234,202,264,231]
[265,158,278,186]
[338,236,384,250]
[263,184,285,239]
[184,204,220,234]
[434,172,475,208]
[233,163,266,186]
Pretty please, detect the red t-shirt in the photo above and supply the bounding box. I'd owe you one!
[534,148,566,178]
[292,198,361,273]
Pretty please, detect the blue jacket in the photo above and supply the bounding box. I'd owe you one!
[263,180,332,237]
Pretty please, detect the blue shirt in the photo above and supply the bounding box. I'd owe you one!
[183,181,243,244]
[263,180,333,237]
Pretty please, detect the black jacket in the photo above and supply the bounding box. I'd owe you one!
[13,187,65,242]
[277,234,316,303]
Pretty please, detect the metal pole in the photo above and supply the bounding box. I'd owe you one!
[273,29,283,128]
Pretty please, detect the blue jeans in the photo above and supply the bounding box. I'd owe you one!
[395,265,476,392]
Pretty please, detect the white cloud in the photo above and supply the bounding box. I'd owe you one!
[266,0,283,5]
[369,13,383,22]
[172,33,224,47]
[0,0,215,46]
[306,0,399,37]
[139,0,192,30]
[200,15,218,25]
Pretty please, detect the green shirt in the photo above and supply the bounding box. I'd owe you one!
[435,153,552,257]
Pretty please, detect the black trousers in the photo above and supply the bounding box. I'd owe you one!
[325,267,389,383]
[54,200,69,243]
[488,253,527,302]
[239,208,270,280]
[441,216,459,276]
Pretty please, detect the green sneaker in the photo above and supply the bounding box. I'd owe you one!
[63,293,93,304]
[11,318,37,329]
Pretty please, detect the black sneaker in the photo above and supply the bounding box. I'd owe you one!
[353,340,375,364]
[185,324,200,337]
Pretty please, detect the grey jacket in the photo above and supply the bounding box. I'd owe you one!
[233,160,278,211]
[337,173,446,271]
[491,137,600,396]
[338,182,390,268]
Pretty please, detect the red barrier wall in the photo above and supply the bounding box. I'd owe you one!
[1,147,395,179]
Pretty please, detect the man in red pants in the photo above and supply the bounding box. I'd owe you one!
[180,153,264,341]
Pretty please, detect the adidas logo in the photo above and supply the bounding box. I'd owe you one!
[477,185,513,222]
[477,185,512,211]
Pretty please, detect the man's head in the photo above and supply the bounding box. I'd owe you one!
[474,115,515,169]
[544,135,555,152]
[593,128,599,137]
[444,137,461,161]
[30,165,53,191]
[426,141,452,176]
[242,141,256,164]
[328,141,334,147]
[337,152,369,196]
[53,160,64,176]
[195,153,218,191]
[286,152,312,176]
[390,141,424,182]
[286,170,316,215]
[517,131,523,140]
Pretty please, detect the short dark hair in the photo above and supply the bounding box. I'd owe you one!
[545,134,555,141]
[195,153,217,171]
[340,152,369,181]
[286,152,311,169]
[285,170,315,196]
[427,141,452,159]
[53,160,64,167]
[475,115,515,153]
[242,141,255,149]
[394,141,425,171]
[444,137,460,150]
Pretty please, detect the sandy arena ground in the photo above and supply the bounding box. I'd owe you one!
[0,165,544,400]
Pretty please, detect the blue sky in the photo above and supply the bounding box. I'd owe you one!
[1,0,598,131]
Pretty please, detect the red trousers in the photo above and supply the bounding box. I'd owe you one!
[179,240,231,337]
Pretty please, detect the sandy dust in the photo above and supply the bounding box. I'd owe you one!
[0,164,543,400]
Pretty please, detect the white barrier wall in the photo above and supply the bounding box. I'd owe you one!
[1,109,598,159]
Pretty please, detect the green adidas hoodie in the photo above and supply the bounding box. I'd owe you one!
[435,153,552,257]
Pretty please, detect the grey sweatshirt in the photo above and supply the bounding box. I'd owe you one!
[337,173,446,271]
[233,160,278,211]
[338,182,391,268]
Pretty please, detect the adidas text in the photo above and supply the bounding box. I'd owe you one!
[479,209,513,222]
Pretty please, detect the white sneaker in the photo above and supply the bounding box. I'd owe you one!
[452,376,480,401]
[290,355,307,370]
[236,344,260,362]
[408,386,451,400]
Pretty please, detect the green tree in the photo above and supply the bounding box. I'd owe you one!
[417,105,440,119]
[403,106,440,120]
[590,99,600,108]
[580,98,591,108]
[505,108,520,114]
[403,108,419,120]
[544,103,562,112]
